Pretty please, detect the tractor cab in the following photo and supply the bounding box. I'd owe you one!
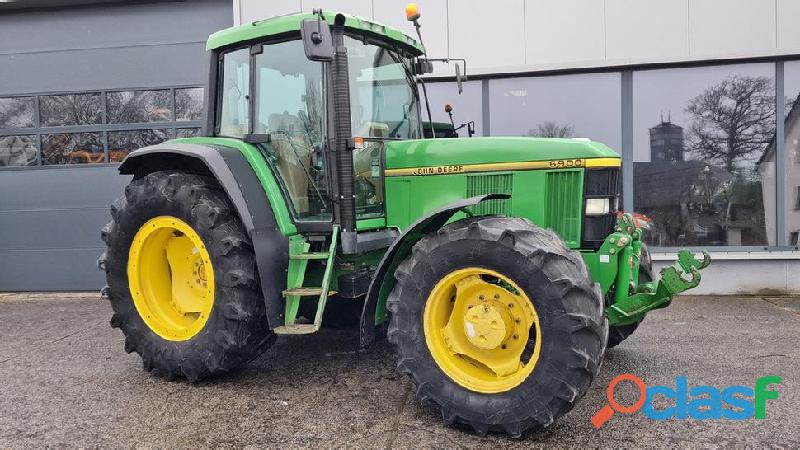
[207,11,430,242]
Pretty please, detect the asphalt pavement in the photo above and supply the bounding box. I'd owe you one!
[0,293,798,447]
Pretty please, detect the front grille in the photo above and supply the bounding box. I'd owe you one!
[466,174,512,216]
[544,170,583,246]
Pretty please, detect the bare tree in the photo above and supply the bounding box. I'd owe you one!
[528,121,574,138]
[685,75,775,172]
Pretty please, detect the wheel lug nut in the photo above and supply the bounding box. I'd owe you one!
[513,334,519,340]
[494,294,500,300]
[508,303,514,308]
[479,295,485,301]
[501,344,507,349]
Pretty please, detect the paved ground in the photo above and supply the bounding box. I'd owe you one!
[0,293,798,447]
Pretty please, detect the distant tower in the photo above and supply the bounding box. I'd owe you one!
[649,114,684,162]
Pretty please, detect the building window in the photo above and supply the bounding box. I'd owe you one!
[0,135,37,167]
[782,61,800,246]
[489,72,621,148]
[796,186,800,210]
[39,93,102,127]
[0,86,204,168]
[0,97,35,128]
[176,127,202,138]
[41,132,104,165]
[106,90,172,123]
[108,129,171,162]
[424,80,483,136]
[632,63,775,247]
[176,88,204,121]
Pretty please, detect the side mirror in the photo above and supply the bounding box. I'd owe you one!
[413,59,433,75]
[301,17,334,61]
[454,63,464,94]
[417,58,468,93]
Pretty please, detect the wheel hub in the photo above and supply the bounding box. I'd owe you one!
[127,216,215,341]
[463,304,506,350]
[424,267,541,393]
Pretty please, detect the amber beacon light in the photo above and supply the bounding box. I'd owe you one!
[405,3,421,22]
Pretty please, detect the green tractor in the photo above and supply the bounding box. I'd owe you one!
[99,7,710,436]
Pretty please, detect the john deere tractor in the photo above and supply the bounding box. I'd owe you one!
[99,6,710,436]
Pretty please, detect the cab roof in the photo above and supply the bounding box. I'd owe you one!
[207,11,424,55]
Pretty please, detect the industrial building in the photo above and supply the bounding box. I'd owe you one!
[2,0,800,293]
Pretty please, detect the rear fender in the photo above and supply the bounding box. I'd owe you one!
[119,143,289,329]
[358,194,510,348]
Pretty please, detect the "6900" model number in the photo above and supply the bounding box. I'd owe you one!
[549,159,583,168]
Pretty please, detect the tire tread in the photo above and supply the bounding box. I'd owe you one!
[387,216,606,437]
[101,170,274,381]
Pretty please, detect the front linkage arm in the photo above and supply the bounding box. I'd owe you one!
[605,214,711,327]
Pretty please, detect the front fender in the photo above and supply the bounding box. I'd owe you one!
[119,143,289,330]
[358,193,510,348]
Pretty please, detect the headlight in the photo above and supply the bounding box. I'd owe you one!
[582,167,620,249]
[585,198,610,215]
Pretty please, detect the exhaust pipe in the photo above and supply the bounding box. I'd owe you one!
[331,14,357,253]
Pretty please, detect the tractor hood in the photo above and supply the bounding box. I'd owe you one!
[384,137,620,176]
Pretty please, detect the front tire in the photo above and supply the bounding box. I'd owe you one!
[387,217,606,437]
[99,170,275,381]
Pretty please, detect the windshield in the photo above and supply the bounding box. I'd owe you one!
[345,36,421,140]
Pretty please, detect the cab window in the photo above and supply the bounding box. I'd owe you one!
[345,37,419,219]
[254,40,331,221]
[217,48,250,138]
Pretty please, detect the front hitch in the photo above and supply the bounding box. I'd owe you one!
[604,214,711,327]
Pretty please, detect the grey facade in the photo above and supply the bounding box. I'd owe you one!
[0,0,232,291]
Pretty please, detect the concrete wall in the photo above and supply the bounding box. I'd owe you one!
[0,0,231,291]
[653,256,800,295]
[0,167,131,291]
[0,0,228,95]
[236,0,800,74]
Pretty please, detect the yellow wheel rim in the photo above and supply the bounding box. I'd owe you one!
[127,216,215,341]
[423,267,542,393]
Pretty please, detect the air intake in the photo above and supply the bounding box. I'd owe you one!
[545,170,583,247]
[466,174,512,216]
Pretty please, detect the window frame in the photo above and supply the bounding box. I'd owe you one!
[0,85,205,170]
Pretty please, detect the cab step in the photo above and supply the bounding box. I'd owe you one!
[280,225,339,335]
[289,252,330,260]
[282,287,337,297]
[273,324,318,335]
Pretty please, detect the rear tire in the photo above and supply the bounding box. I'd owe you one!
[387,217,606,437]
[606,243,653,348]
[99,170,275,381]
